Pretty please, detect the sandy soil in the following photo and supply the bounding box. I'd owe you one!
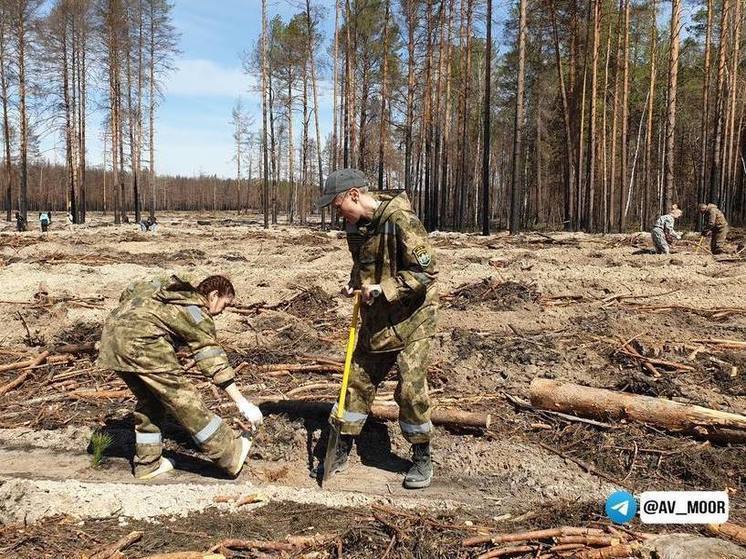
[0,212,744,558]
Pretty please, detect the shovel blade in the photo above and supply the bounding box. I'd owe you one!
[322,417,344,484]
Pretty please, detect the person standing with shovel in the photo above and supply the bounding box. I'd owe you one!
[315,169,439,489]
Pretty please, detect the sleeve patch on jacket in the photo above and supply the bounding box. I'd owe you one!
[186,305,205,324]
[412,245,432,268]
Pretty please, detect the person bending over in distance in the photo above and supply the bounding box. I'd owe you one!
[651,205,683,254]
[699,203,729,255]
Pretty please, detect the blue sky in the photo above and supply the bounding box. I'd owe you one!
[156,0,293,178]
[152,0,504,178]
[161,0,346,177]
[39,0,336,178]
[119,0,335,179]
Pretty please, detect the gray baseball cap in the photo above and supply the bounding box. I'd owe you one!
[316,168,370,209]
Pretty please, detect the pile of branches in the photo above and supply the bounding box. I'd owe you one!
[444,278,541,311]
[83,511,746,559]
[0,235,48,249]
[539,288,746,323]
[80,504,470,558]
[230,285,337,319]
[0,343,130,429]
[80,531,342,559]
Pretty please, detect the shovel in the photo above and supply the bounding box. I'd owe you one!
[695,236,704,254]
[322,291,361,484]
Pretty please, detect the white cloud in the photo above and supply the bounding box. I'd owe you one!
[166,58,257,97]
[156,121,235,177]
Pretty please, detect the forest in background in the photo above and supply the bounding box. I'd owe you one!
[1,0,745,232]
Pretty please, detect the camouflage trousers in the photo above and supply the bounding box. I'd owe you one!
[336,338,433,444]
[117,370,243,477]
[651,228,670,254]
[710,225,728,254]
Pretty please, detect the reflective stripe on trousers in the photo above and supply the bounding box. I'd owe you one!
[135,432,162,445]
[399,419,433,435]
[331,403,368,425]
[193,414,222,444]
[193,346,226,362]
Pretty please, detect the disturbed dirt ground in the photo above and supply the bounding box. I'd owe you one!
[0,212,744,558]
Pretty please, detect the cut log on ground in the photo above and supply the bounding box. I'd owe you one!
[530,379,746,444]
[0,371,33,397]
[705,522,746,545]
[0,351,49,397]
[53,342,97,354]
[693,338,746,349]
[257,398,491,429]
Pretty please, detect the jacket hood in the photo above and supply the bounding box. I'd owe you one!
[153,275,208,307]
[371,191,413,227]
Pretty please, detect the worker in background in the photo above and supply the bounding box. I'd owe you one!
[39,211,51,233]
[97,275,262,480]
[651,205,683,254]
[15,212,26,232]
[139,215,158,233]
[699,203,729,255]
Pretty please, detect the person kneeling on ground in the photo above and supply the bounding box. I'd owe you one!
[39,211,51,233]
[139,215,158,233]
[315,168,439,489]
[97,275,262,480]
[15,211,27,232]
[699,202,729,255]
[651,204,683,254]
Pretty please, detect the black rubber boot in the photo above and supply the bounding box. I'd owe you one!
[312,435,353,478]
[403,443,432,489]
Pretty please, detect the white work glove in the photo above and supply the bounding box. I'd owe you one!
[237,400,263,429]
[362,284,382,305]
[340,283,355,297]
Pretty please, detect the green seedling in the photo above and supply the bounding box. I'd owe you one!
[90,430,113,467]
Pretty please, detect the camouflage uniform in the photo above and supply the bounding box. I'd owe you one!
[651,214,681,254]
[702,204,729,254]
[97,277,244,477]
[337,191,438,444]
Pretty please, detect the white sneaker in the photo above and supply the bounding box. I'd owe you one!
[228,436,252,477]
[136,458,174,480]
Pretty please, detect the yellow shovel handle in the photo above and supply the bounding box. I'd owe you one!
[336,292,360,420]
[695,236,704,254]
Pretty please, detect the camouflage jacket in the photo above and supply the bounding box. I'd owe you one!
[703,204,728,232]
[97,276,235,386]
[346,191,438,353]
[653,214,681,240]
